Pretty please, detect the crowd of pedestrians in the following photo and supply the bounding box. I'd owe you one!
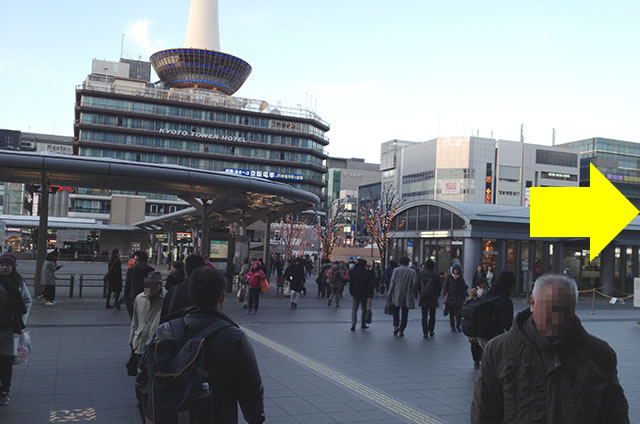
[0,249,630,423]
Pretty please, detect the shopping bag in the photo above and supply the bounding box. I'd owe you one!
[237,286,246,302]
[260,277,270,293]
[14,331,32,365]
[283,283,291,296]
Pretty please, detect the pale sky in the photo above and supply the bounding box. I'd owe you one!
[2,0,639,163]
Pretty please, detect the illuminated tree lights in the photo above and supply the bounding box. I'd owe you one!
[280,214,308,260]
[360,187,405,267]
[314,200,347,261]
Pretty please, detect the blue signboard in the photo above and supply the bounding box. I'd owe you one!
[224,168,304,181]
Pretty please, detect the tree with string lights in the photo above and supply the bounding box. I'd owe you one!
[360,185,405,268]
[314,199,348,261]
[280,214,308,260]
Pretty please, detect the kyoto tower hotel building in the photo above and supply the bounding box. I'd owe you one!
[73,0,329,218]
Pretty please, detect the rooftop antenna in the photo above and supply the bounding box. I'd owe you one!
[120,33,125,59]
[552,128,556,146]
[520,123,524,143]
[491,131,494,139]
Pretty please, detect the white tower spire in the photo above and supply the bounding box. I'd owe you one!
[184,0,221,51]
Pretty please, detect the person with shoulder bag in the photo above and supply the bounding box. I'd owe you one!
[0,254,32,405]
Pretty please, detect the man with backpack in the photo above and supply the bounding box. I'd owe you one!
[461,271,515,350]
[418,259,442,339]
[140,267,265,424]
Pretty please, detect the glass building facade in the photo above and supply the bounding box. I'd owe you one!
[560,137,640,208]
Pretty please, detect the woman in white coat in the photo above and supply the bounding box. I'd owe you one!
[0,253,32,405]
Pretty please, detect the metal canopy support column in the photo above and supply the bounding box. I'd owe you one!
[600,243,615,295]
[34,171,49,295]
[498,239,507,272]
[552,242,564,273]
[200,201,215,259]
[527,240,536,294]
[632,246,638,280]
[263,215,271,275]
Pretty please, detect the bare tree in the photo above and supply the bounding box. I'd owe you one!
[360,185,405,267]
[314,199,348,261]
[280,214,308,260]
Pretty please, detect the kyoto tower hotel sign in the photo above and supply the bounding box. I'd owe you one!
[150,0,252,95]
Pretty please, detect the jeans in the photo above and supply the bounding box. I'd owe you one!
[248,288,260,311]
[421,306,437,335]
[393,307,409,332]
[449,305,462,329]
[290,290,301,305]
[351,297,367,327]
[0,355,14,393]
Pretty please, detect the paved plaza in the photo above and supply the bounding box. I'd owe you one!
[0,263,639,423]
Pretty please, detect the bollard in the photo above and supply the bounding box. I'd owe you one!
[79,274,84,298]
[591,287,596,314]
[69,275,75,299]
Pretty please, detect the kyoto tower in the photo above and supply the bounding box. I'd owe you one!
[150,0,252,95]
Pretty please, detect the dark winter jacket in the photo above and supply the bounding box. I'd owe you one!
[284,263,305,292]
[485,282,514,338]
[124,263,154,304]
[160,276,193,322]
[106,256,123,292]
[164,271,185,292]
[153,309,265,424]
[443,275,467,308]
[471,309,629,424]
[349,264,373,299]
[417,269,442,309]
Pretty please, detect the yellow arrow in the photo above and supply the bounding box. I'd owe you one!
[530,163,639,262]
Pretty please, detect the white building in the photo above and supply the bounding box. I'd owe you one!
[392,136,579,206]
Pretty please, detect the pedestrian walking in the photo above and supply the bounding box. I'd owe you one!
[472,265,485,287]
[284,257,305,309]
[327,262,346,308]
[442,263,467,332]
[123,251,155,319]
[105,249,123,309]
[464,287,484,369]
[129,271,165,361]
[317,258,331,297]
[164,261,186,293]
[472,274,629,423]
[41,251,60,306]
[246,261,266,314]
[388,256,418,337]
[477,271,515,348]
[418,259,442,338]
[0,253,32,405]
[348,259,373,331]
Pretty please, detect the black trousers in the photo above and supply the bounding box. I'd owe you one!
[248,288,260,310]
[449,305,462,329]
[421,306,437,335]
[470,340,483,362]
[42,285,55,301]
[393,307,409,331]
[106,290,121,307]
[0,355,14,393]
[351,297,367,327]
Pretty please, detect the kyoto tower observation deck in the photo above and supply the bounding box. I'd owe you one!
[150,0,252,95]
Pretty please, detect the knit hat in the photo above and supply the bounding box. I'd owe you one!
[0,253,17,268]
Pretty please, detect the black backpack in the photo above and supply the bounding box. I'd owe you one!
[461,296,501,338]
[142,317,233,424]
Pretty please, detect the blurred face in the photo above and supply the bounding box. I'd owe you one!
[477,266,482,273]
[453,268,460,278]
[169,265,177,274]
[144,281,162,296]
[134,255,145,268]
[530,284,575,338]
[0,263,12,275]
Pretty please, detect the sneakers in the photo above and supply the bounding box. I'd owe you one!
[0,392,9,405]
[45,301,56,306]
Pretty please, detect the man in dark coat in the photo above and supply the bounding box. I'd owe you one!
[284,257,306,309]
[478,270,515,348]
[442,263,467,332]
[150,267,265,423]
[348,259,373,331]
[471,274,629,424]
[123,251,154,319]
[418,259,442,338]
